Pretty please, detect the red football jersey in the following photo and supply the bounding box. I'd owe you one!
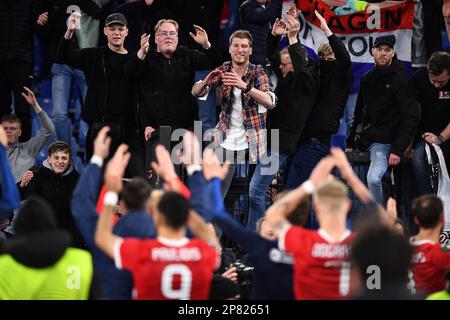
[114,237,219,300]
[279,225,356,300]
[410,238,450,295]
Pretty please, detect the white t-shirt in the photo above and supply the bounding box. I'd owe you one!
[196,80,276,151]
[220,88,248,151]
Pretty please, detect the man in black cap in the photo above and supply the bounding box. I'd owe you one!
[409,51,450,196]
[57,12,144,177]
[346,34,418,205]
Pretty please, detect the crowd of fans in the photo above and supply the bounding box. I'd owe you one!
[0,0,449,301]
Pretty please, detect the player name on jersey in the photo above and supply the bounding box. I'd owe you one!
[151,247,202,262]
[311,243,351,259]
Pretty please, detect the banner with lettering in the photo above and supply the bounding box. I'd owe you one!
[284,0,414,93]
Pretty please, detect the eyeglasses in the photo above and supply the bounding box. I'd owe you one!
[156,31,178,38]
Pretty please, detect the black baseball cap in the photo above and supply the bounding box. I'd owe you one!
[105,13,127,27]
[373,35,396,48]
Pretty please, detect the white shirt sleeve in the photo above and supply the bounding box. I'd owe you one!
[258,91,277,113]
[195,80,212,101]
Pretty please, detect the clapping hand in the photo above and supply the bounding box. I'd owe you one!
[222,69,247,91]
[190,24,211,49]
[37,12,49,26]
[271,18,287,36]
[138,33,151,59]
[204,69,223,85]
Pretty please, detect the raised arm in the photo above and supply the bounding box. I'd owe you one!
[21,87,55,157]
[202,148,260,250]
[266,156,336,237]
[315,10,350,65]
[209,177,260,251]
[266,18,287,79]
[330,146,397,227]
[151,144,191,199]
[285,15,320,93]
[72,126,111,249]
[124,34,150,78]
[330,147,374,204]
[95,144,131,259]
[56,12,94,70]
[187,209,221,253]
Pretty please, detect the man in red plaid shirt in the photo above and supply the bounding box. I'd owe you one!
[192,29,276,197]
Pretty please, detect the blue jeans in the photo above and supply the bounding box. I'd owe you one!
[247,152,289,231]
[286,142,331,189]
[367,143,391,204]
[51,63,87,145]
[195,70,216,132]
[412,140,432,195]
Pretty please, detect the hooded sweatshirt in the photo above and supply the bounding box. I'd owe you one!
[20,160,83,247]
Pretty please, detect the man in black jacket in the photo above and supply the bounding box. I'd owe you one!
[346,35,418,205]
[40,0,105,147]
[239,0,283,69]
[409,51,450,196]
[0,0,47,142]
[124,19,221,143]
[285,11,352,219]
[57,12,143,176]
[247,13,319,231]
[164,0,225,132]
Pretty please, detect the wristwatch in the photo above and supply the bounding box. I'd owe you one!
[438,134,446,143]
[243,83,252,94]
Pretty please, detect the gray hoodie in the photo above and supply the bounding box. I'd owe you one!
[7,110,55,183]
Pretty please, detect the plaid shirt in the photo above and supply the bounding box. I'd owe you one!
[210,61,276,161]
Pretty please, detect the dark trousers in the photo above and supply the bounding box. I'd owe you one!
[286,142,330,189]
[286,142,331,230]
[0,59,33,141]
[86,123,146,178]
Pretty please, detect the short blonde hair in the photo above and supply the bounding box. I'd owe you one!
[316,180,348,200]
[318,42,333,59]
[315,180,349,212]
[154,19,179,33]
